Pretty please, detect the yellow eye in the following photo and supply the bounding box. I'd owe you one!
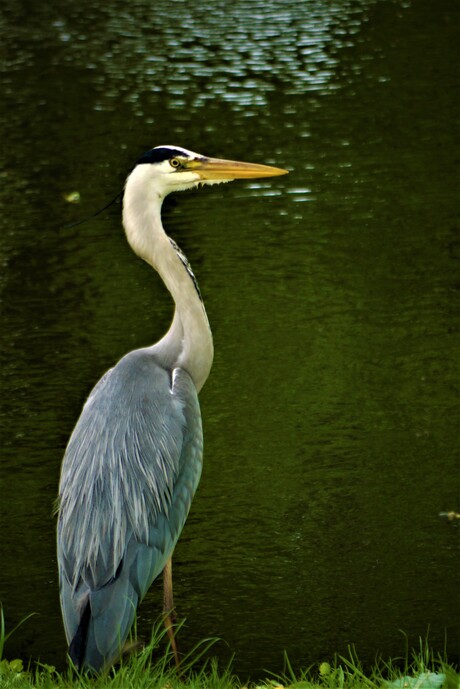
[170,157,181,168]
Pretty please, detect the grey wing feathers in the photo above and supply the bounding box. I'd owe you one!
[57,349,203,670]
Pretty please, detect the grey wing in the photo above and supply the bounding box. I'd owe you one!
[57,350,202,671]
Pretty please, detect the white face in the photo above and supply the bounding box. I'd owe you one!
[132,145,231,195]
[151,160,203,191]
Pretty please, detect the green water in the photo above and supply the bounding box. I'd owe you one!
[0,0,458,677]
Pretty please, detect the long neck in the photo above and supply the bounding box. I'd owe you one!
[122,166,214,392]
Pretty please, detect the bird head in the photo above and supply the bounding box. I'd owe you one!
[131,145,288,196]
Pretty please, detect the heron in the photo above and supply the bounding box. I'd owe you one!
[56,145,288,672]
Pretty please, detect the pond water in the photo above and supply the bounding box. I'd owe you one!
[0,0,458,678]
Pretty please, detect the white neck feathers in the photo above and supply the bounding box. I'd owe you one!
[122,165,214,392]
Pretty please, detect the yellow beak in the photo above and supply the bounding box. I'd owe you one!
[190,156,289,180]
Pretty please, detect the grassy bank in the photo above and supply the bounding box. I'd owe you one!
[0,611,458,689]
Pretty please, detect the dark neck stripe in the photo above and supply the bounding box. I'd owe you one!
[169,238,203,302]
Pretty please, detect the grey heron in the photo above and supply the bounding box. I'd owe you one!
[56,145,288,672]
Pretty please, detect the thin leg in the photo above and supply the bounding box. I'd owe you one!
[162,557,180,666]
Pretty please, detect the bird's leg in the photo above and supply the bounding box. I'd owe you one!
[162,557,180,666]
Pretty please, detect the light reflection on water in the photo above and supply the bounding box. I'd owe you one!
[2,0,376,114]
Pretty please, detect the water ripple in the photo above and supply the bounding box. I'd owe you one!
[1,0,377,116]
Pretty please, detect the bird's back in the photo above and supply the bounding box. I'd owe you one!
[57,348,203,671]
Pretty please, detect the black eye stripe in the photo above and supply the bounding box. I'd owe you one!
[136,147,188,165]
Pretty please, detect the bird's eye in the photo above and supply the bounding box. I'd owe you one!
[170,158,181,169]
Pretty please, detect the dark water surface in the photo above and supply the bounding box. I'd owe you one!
[0,0,459,677]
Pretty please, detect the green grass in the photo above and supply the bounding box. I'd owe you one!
[0,608,458,689]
